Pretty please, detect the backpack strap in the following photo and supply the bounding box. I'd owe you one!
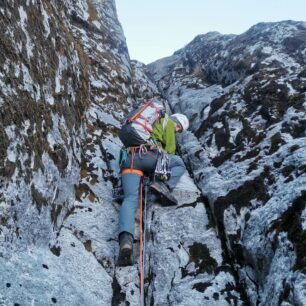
[152,103,161,122]
[133,120,153,132]
[128,100,153,123]
[138,114,150,122]
[162,114,169,132]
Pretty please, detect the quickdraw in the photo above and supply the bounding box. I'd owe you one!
[154,150,171,181]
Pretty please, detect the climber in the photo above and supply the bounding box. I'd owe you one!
[117,112,189,266]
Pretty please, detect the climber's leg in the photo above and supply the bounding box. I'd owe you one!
[166,154,186,190]
[119,172,141,237]
[117,172,141,266]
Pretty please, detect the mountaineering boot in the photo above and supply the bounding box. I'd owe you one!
[117,232,134,266]
[149,181,178,206]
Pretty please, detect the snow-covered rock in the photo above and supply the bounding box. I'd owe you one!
[0,1,131,304]
[1,2,305,305]
[148,20,306,305]
[0,1,244,305]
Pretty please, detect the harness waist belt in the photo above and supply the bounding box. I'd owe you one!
[121,169,144,176]
[127,145,158,153]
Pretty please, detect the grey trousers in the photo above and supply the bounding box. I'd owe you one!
[119,150,185,236]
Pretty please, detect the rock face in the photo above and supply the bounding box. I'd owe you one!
[0,1,305,305]
[0,1,243,306]
[148,21,306,305]
[0,0,132,304]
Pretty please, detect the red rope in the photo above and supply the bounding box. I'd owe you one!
[130,147,135,168]
[133,120,153,132]
[139,178,144,305]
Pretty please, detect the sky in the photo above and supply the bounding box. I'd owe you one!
[115,0,306,64]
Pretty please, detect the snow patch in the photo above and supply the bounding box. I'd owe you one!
[43,84,55,105]
[92,20,101,29]
[228,118,243,144]
[5,126,18,163]
[262,46,273,54]
[21,64,34,94]
[40,2,50,37]
[90,77,107,89]
[18,6,34,58]
[262,53,300,70]
[55,55,68,94]
[87,106,121,128]
[47,114,65,149]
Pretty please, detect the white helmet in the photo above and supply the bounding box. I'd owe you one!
[170,113,189,131]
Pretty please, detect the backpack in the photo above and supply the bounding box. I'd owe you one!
[119,99,164,147]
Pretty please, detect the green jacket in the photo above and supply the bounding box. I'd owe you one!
[151,117,176,154]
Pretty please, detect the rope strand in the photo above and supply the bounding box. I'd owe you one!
[139,178,144,305]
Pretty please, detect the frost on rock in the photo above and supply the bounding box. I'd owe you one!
[0,0,134,304]
[110,172,243,305]
[149,20,306,305]
[1,3,306,305]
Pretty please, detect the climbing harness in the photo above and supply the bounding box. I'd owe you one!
[114,144,170,201]
[113,145,156,201]
[121,144,170,182]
